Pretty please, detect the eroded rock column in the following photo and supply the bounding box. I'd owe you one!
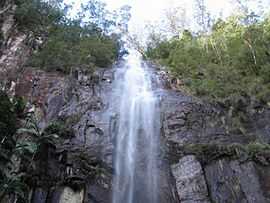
[171,155,211,203]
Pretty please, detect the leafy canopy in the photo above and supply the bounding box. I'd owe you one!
[16,0,131,72]
[146,15,270,103]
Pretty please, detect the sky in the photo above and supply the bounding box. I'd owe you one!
[65,0,233,24]
[64,0,270,36]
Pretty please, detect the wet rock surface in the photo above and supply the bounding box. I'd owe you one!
[160,71,270,202]
[16,62,181,203]
[1,1,270,201]
[161,91,255,145]
[171,155,210,203]
[205,159,268,203]
[11,65,115,202]
[1,45,269,203]
[29,67,116,203]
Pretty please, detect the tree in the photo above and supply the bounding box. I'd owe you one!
[16,114,59,156]
[234,0,262,25]
[0,176,28,202]
[235,0,250,14]
[193,0,213,34]
[81,0,131,34]
[145,13,270,102]
[164,6,188,37]
[117,5,132,33]
[28,19,120,72]
[81,0,114,34]
[14,0,65,34]
[25,0,123,72]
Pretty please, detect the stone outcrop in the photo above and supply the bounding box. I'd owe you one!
[59,187,84,203]
[161,91,254,145]
[205,159,268,203]
[171,156,210,203]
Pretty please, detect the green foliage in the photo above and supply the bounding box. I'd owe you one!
[17,115,59,149]
[16,0,123,73]
[0,113,60,201]
[15,141,38,155]
[0,92,30,202]
[146,15,270,102]
[81,0,131,34]
[0,91,17,140]
[14,0,64,34]
[0,92,16,180]
[27,20,120,72]
[0,175,29,202]
[246,142,270,162]
[44,120,74,139]
[13,96,27,118]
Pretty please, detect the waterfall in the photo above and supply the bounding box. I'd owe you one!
[112,50,160,203]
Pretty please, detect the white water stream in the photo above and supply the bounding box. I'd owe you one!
[112,51,160,203]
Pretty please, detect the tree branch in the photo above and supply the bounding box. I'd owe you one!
[0,5,12,15]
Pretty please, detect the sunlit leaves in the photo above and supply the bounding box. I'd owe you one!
[23,0,125,72]
[146,15,270,102]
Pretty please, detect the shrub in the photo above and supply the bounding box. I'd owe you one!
[146,16,270,102]
[0,91,17,140]
[14,0,63,34]
[44,121,74,139]
[27,21,120,72]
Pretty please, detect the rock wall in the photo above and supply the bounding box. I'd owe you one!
[17,67,116,203]
[10,58,270,203]
[0,0,33,90]
[160,74,270,202]
[1,11,270,200]
[171,155,210,203]
[17,63,179,203]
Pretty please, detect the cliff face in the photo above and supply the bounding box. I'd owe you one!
[11,61,270,203]
[0,0,33,90]
[162,87,270,203]
[1,3,270,201]
[15,63,179,203]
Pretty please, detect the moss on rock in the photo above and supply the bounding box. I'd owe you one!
[171,142,270,166]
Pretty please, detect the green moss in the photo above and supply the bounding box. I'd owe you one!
[13,96,27,118]
[74,152,106,180]
[177,142,270,165]
[65,114,81,127]
[247,142,270,153]
[44,120,74,139]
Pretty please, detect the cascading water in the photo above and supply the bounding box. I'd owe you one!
[112,50,160,203]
